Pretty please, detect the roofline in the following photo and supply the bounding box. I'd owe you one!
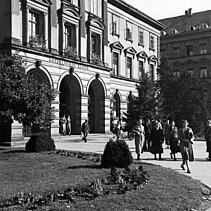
[108,0,165,31]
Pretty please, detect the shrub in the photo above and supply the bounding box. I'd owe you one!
[101,139,133,168]
[25,133,55,152]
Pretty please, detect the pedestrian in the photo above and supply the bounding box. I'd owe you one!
[132,118,145,160]
[115,120,121,140]
[81,119,89,142]
[66,115,71,136]
[163,119,171,148]
[204,120,211,161]
[150,121,164,160]
[178,119,194,174]
[143,118,151,152]
[169,121,179,161]
[60,114,67,135]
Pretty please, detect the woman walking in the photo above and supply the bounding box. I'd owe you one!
[178,120,194,174]
[66,115,71,136]
[150,121,164,160]
[169,121,179,161]
[204,120,211,161]
[132,118,145,160]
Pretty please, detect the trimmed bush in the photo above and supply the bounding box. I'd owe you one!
[25,133,55,152]
[101,139,133,168]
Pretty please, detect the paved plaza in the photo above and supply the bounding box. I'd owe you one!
[46,133,211,189]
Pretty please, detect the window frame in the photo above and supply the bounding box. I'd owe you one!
[126,56,133,79]
[200,67,208,78]
[138,28,144,46]
[112,51,119,76]
[199,43,207,55]
[125,21,133,42]
[149,34,155,50]
[186,45,194,56]
[111,14,119,36]
[138,60,145,79]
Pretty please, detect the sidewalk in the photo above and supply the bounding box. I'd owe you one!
[52,133,211,189]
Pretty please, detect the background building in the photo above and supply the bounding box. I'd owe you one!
[159,9,211,112]
[0,0,163,143]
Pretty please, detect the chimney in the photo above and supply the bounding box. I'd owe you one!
[185,8,192,16]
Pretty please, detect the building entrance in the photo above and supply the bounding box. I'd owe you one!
[59,75,81,134]
[88,79,105,133]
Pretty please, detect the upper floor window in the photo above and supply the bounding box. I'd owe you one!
[126,57,132,78]
[138,28,144,46]
[199,43,207,54]
[112,52,119,76]
[28,9,45,49]
[149,35,155,50]
[64,23,76,49]
[187,68,194,77]
[186,45,193,56]
[169,29,178,34]
[200,67,208,78]
[173,47,180,55]
[149,64,155,81]
[111,14,119,36]
[173,69,180,78]
[160,49,166,58]
[90,0,101,17]
[199,23,209,30]
[125,22,133,41]
[186,25,196,32]
[139,60,145,79]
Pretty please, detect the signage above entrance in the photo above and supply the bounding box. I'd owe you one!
[49,58,88,70]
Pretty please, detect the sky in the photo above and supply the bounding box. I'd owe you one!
[124,0,211,20]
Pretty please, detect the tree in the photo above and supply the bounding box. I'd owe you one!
[122,74,159,132]
[0,54,55,144]
[157,58,208,133]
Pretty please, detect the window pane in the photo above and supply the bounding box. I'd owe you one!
[139,61,144,79]
[91,33,100,55]
[65,24,76,49]
[112,52,119,75]
[126,57,132,78]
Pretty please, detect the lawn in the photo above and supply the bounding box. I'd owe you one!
[0,148,211,211]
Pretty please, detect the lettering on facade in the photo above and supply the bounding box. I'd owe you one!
[49,58,88,70]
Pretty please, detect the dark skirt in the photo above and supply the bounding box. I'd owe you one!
[170,138,180,153]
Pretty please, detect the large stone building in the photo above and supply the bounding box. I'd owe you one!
[159,9,211,111]
[0,0,164,144]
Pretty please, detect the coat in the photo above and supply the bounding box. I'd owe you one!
[150,128,164,154]
[169,126,179,153]
[178,127,194,161]
[205,126,211,153]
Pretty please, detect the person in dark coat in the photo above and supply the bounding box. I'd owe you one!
[204,120,211,161]
[178,120,194,174]
[81,120,89,142]
[150,121,164,160]
[143,118,151,152]
[169,121,179,161]
[66,115,71,136]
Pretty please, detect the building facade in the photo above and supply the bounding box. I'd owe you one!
[0,0,163,143]
[159,9,211,112]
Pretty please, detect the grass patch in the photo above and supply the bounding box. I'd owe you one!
[0,148,211,210]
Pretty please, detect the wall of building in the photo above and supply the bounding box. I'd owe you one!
[0,0,163,143]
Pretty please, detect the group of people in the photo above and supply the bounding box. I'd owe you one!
[59,115,71,136]
[60,116,89,142]
[130,118,195,174]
